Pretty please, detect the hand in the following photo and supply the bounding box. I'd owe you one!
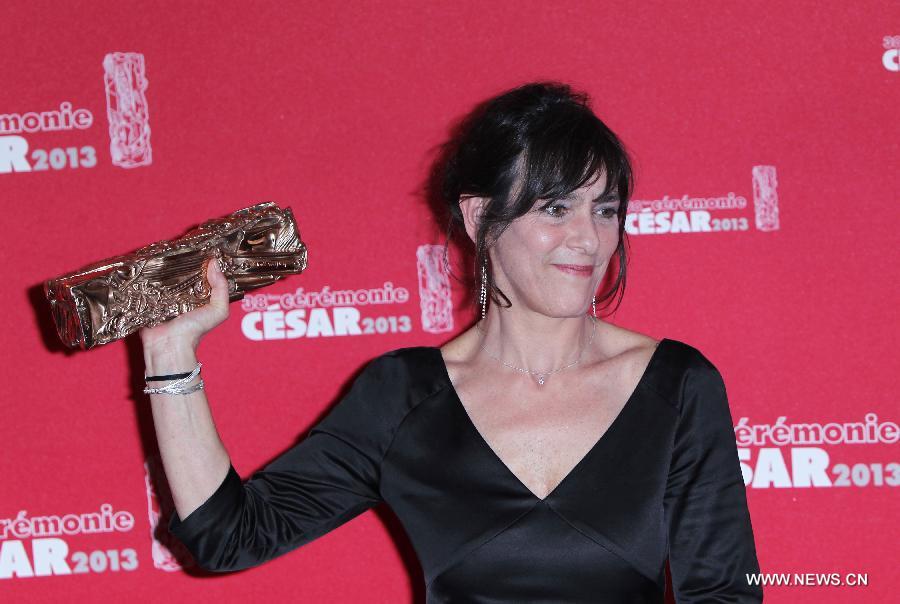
[139,258,231,353]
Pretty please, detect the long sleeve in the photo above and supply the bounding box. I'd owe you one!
[167,354,406,572]
[663,353,763,602]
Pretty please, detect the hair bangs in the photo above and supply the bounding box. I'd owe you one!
[516,112,632,216]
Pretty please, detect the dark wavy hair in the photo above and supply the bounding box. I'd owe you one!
[429,80,635,317]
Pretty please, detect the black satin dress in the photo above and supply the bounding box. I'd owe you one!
[169,339,763,603]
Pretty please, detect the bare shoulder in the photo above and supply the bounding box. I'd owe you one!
[596,321,659,350]
[591,321,661,375]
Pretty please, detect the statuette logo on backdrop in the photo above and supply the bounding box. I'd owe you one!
[883,35,900,72]
[416,245,453,334]
[144,457,192,572]
[103,52,152,168]
[626,165,779,235]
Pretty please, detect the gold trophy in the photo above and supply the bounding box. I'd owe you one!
[44,202,308,350]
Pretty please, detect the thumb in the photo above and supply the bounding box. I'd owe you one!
[206,258,230,310]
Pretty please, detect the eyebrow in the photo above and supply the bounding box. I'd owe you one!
[560,192,621,203]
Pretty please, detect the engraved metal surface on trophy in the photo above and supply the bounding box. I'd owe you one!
[44,202,308,350]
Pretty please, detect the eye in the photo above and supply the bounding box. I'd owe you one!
[540,203,569,217]
[595,206,618,219]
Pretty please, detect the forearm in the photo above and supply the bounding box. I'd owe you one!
[144,342,232,521]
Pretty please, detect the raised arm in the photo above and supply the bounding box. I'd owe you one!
[663,354,763,602]
[142,261,405,571]
[141,259,233,522]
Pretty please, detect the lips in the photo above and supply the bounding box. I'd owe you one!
[553,264,593,277]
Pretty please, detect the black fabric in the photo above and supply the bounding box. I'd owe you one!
[169,339,763,602]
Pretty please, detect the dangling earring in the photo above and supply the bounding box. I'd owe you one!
[591,295,597,318]
[479,258,488,320]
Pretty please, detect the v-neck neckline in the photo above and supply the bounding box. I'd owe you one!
[432,338,669,503]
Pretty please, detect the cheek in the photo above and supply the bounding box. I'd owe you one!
[492,219,571,273]
[535,230,556,247]
[511,220,559,253]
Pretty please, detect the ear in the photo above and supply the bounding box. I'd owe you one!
[459,196,487,245]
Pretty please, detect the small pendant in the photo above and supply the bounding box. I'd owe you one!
[536,375,545,386]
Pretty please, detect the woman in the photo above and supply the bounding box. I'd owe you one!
[141,82,763,602]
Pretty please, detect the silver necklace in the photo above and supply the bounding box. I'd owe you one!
[476,316,597,386]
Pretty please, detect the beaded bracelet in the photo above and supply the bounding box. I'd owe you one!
[144,362,204,396]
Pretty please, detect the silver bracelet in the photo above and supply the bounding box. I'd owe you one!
[144,362,204,396]
[146,380,205,396]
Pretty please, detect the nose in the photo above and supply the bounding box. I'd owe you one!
[565,205,601,255]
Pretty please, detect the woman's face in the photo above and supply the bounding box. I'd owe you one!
[489,171,621,318]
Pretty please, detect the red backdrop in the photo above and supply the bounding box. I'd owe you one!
[2,1,898,602]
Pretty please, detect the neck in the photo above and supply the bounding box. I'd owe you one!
[476,307,596,372]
